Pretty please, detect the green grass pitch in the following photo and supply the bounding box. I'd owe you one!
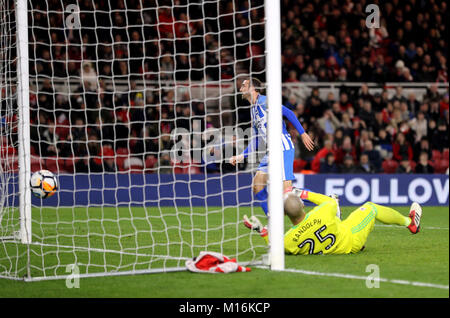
[0,205,448,298]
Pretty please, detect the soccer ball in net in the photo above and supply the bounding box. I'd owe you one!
[30,170,58,199]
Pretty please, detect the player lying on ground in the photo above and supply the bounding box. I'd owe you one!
[229,78,315,217]
[243,188,422,255]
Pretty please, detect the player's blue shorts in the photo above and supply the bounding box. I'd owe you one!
[257,148,295,181]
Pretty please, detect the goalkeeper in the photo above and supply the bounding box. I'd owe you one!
[243,188,422,255]
[229,78,315,217]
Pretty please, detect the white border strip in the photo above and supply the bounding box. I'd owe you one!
[256,266,449,290]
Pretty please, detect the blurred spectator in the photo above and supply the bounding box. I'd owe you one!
[102,146,117,172]
[311,137,334,173]
[440,94,449,117]
[358,101,376,128]
[339,112,354,136]
[431,120,450,152]
[338,92,352,112]
[413,137,432,162]
[355,154,376,173]
[424,84,441,103]
[409,111,428,143]
[300,65,318,82]
[285,95,298,110]
[156,151,173,174]
[396,158,413,174]
[81,62,98,91]
[39,120,59,157]
[392,132,413,161]
[305,88,325,119]
[320,153,339,173]
[317,109,340,135]
[376,128,393,153]
[362,140,382,172]
[339,155,358,173]
[415,152,434,174]
[334,135,357,164]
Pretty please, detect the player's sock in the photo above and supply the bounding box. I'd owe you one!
[373,203,411,226]
[255,187,269,216]
[260,226,269,245]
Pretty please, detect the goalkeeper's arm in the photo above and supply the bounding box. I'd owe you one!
[290,188,334,206]
[289,188,341,219]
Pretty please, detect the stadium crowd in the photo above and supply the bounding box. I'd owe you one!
[284,83,449,174]
[280,0,448,83]
[10,0,448,174]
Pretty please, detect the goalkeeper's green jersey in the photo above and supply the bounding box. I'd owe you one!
[284,191,353,255]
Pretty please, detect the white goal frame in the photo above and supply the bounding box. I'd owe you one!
[265,0,284,271]
[16,0,32,245]
[3,0,285,281]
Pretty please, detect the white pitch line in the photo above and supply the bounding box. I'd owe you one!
[375,224,449,230]
[268,267,449,290]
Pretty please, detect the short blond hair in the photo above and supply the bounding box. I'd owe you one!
[284,193,305,219]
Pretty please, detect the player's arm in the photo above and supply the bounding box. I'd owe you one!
[282,106,315,151]
[294,189,338,220]
[292,188,334,206]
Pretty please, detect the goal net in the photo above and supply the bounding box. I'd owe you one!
[0,0,275,280]
[0,0,19,243]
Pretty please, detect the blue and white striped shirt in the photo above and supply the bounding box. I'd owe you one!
[243,94,305,157]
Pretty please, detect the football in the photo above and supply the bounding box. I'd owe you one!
[30,169,58,199]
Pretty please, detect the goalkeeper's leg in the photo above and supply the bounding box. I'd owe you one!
[371,202,422,234]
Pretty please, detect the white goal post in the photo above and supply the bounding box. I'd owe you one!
[0,0,284,281]
[15,0,32,245]
[265,0,284,271]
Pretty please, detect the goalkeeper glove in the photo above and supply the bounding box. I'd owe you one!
[243,215,268,243]
[243,215,264,233]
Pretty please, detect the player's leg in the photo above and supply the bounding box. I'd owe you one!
[372,202,422,234]
[342,201,423,253]
[372,203,410,226]
[252,170,269,216]
[253,149,295,216]
[341,202,378,253]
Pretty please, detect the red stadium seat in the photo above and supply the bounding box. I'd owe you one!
[434,159,449,174]
[45,157,59,173]
[432,150,442,161]
[443,149,449,161]
[409,160,417,172]
[2,157,19,172]
[62,157,75,173]
[116,147,129,155]
[115,148,129,171]
[145,156,158,173]
[31,155,43,172]
[173,161,192,174]
[382,159,399,173]
[293,159,307,172]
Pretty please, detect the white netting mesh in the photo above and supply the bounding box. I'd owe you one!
[0,0,19,239]
[1,0,268,280]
